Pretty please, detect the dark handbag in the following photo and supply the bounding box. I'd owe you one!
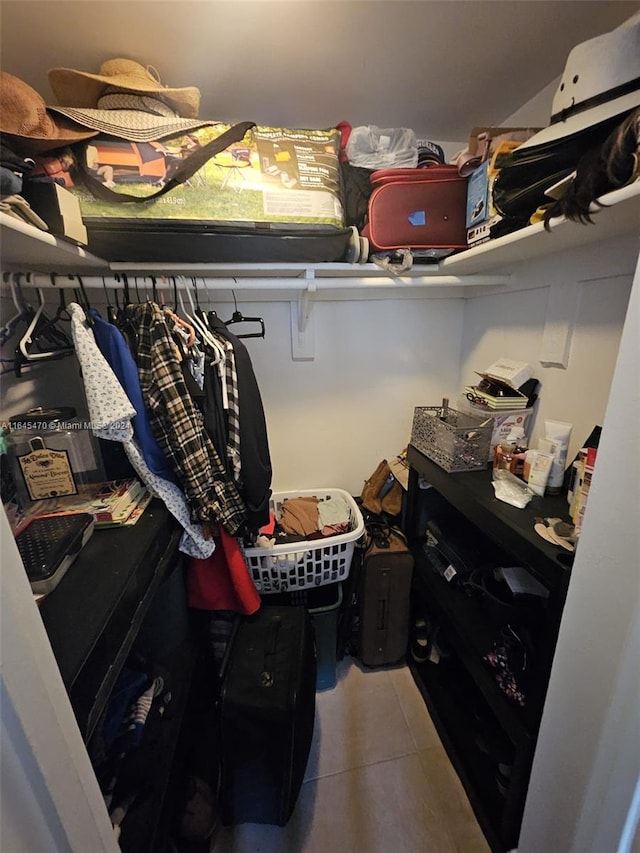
[74,121,256,203]
[492,113,632,220]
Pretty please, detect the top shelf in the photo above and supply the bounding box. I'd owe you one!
[1,182,638,283]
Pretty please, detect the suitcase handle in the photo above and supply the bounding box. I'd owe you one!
[265,617,282,657]
[376,570,391,629]
[376,598,388,630]
[75,121,256,203]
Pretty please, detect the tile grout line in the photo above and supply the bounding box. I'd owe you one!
[389,664,422,754]
[303,749,419,784]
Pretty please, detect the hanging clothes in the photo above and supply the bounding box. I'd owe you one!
[123,302,246,534]
[207,313,272,531]
[67,302,215,559]
[90,308,176,483]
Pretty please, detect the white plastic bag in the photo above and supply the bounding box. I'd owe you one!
[346,125,418,169]
[492,469,534,509]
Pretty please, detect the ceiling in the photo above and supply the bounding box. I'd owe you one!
[1,0,638,144]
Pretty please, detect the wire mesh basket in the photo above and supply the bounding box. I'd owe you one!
[411,406,491,472]
[244,488,364,594]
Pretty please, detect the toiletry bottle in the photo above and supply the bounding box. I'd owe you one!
[523,448,536,483]
[506,427,528,479]
[493,437,516,471]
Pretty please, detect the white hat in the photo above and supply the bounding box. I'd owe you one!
[518,19,640,150]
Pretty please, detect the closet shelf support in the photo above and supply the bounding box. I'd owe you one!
[290,271,316,361]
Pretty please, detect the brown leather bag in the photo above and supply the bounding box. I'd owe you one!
[361,459,403,516]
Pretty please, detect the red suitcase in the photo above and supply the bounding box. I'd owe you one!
[362,166,468,252]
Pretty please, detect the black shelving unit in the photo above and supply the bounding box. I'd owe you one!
[39,500,183,740]
[37,501,206,851]
[404,445,573,852]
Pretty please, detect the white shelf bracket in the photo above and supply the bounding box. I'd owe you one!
[290,271,317,361]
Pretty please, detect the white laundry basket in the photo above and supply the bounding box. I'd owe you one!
[244,488,365,594]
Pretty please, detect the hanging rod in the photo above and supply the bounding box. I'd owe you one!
[6,273,512,291]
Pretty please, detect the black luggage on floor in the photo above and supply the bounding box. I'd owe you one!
[219,605,316,826]
[358,523,414,666]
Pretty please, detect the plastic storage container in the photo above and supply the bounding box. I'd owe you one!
[6,407,104,509]
[244,489,364,594]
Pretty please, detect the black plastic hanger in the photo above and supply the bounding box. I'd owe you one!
[102,277,119,325]
[224,290,265,339]
[69,275,94,327]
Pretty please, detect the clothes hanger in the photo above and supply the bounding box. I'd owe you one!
[25,282,73,345]
[177,276,224,363]
[162,278,197,348]
[224,289,265,339]
[1,274,31,346]
[15,287,74,376]
[113,273,131,308]
[101,277,120,325]
[68,275,94,328]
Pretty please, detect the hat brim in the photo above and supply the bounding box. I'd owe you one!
[517,92,640,151]
[48,106,217,142]
[49,68,201,118]
[3,118,99,155]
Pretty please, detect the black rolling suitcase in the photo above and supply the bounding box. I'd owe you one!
[219,605,316,826]
[358,523,414,666]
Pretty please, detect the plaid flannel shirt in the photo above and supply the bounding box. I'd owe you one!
[129,302,246,533]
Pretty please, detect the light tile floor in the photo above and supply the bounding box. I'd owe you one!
[212,657,491,853]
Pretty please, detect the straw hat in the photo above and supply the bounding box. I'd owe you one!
[518,19,640,150]
[0,72,99,154]
[48,96,217,142]
[48,58,201,119]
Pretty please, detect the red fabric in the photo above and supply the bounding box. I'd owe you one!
[336,120,352,163]
[187,524,260,614]
[260,510,276,536]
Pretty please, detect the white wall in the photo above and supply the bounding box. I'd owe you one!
[0,510,119,853]
[518,245,640,853]
[459,235,637,464]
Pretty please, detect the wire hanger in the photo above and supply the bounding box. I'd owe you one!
[224,288,265,339]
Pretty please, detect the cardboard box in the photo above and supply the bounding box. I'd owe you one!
[466,126,542,157]
[465,161,503,245]
[69,124,344,231]
[467,217,497,247]
[464,129,541,245]
[481,357,533,390]
[466,161,490,229]
[22,182,88,246]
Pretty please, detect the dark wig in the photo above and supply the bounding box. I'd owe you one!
[543,108,639,229]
